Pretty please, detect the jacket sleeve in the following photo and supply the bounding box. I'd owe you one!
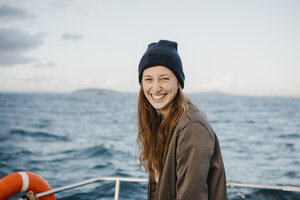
[176,122,214,200]
[207,136,228,200]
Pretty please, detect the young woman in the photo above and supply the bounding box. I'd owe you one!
[137,40,228,200]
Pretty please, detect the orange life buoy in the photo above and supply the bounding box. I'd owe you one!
[0,171,56,200]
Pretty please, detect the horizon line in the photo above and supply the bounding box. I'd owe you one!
[0,88,299,99]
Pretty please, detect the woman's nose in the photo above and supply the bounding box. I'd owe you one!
[151,80,162,93]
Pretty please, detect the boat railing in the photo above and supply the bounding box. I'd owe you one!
[17,177,300,200]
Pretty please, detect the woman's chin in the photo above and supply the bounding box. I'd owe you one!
[151,103,166,110]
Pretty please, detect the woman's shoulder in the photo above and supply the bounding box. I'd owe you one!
[175,103,216,140]
[179,103,208,127]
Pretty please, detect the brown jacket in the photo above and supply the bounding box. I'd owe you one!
[148,105,228,200]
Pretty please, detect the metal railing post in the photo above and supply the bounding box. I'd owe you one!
[114,179,120,200]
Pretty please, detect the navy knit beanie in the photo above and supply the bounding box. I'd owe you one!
[138,40,185,88]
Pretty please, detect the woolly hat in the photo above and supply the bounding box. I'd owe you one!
[138,40,185,88]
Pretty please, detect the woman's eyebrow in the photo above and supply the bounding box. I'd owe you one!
[160,74,172,77]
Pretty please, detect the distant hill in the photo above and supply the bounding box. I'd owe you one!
[72,88,117,95]
[187,91,235,97]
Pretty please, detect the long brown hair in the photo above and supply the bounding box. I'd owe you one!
[136,86,189,180]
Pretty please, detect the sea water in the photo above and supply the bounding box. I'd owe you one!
[0,92,299,200]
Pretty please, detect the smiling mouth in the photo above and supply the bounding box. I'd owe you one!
[151,94,166,100]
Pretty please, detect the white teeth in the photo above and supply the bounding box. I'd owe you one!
[152,95,165,100]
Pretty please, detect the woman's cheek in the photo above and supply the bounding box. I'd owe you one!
[142,83,150,93]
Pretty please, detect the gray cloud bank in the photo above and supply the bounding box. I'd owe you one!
[62,33,84,41]
[34,61,55,68]
[0,28,43,66]
[0,4,42,66]
[0,4,31,22]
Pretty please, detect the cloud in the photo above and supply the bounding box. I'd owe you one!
[0,28,43,66]
[0,4,31,22]
[62,33,84,41]
[33,61,55,68]
[208,74,235,91]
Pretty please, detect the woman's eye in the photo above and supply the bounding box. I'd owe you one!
[144,78,152,82]
[161,77,169,81]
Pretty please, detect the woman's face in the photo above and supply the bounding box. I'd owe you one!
[142,66,179,115]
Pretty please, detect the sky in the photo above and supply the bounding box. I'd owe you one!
[0,0,299,97]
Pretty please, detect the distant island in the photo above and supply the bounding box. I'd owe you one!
[72,88,117,95]
[72,89,235,96]
[187,91,234,97]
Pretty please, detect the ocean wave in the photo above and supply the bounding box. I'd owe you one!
[75,144,113,159]
[245,189,300,200]
[285,171,298,178]
[279,133,300,139]
[0,146,32,160]
[10,129,69,141]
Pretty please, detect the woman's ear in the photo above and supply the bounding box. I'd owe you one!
[177,82,181,89]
